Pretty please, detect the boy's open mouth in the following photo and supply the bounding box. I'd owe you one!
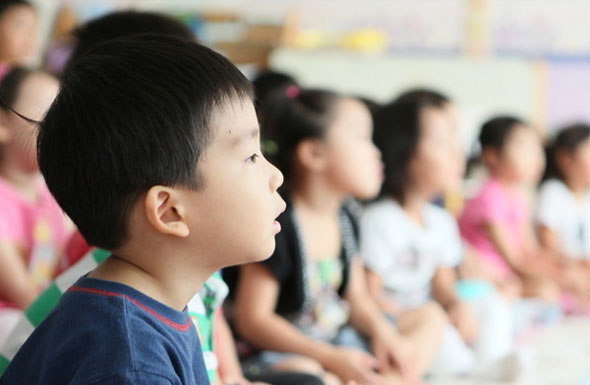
[273,200,287,232]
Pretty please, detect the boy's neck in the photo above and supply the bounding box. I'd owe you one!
[291,174,344,216]
[89,245,213,312]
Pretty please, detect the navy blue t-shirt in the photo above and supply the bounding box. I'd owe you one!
[1,277,210,385]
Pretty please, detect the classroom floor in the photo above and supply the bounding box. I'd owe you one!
[430,317,590,385]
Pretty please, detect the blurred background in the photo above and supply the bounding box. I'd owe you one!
[28,0,590,153]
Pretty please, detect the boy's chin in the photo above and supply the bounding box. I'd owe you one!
[228,241,277,267]
[252,242,277,263]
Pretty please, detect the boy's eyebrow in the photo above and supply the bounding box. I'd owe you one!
[231,127,260,147]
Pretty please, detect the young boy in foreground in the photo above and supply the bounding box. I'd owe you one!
[1,34,285,385]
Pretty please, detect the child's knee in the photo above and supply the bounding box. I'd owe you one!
[424,302,448,325]
[539,282,561,302]
[413,302,449,329]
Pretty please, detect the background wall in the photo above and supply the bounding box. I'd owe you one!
[31,0,590,152]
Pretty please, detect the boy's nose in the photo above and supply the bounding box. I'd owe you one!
[270,163,284,191]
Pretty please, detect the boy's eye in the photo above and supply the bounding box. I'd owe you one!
[246,153,259,163]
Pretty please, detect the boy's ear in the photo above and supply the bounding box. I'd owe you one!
[296,139,328,172]
[144,186,190,238]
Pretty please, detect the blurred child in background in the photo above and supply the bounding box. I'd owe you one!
[391,89,463,213]
[363,95,529,381]
[536,123,590,309]
[231,87,445,385]
[538,123,590,262]
[459,117,582,304]
[0,66,67,346]
[0,0,37,74]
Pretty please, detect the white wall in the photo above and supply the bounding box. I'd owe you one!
[270,48,540,151]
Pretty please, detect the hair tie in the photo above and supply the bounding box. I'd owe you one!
[285,84,300,99]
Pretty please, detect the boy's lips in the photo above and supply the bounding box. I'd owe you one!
[273,220,282,233]
[379,162,385,179]
[273,200,287,233]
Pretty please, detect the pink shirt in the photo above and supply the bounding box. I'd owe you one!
[458,178,529,279]
[0,177,70,308]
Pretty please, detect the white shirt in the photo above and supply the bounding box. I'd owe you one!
[536,179,590,260]
[360,199,464,309]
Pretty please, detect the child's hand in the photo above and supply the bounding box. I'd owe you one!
[561,266,587,297]
[321,346,383,385]
[497,274,523,300]
[371,331,418,384]
[448,300,478,343]
[379,297,402,317]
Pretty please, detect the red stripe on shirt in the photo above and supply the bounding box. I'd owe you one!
[68,286,192,332]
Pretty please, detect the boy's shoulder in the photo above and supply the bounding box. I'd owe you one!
[2,277,208,385]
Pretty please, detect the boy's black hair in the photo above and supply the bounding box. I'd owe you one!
[543,123,590,182]
[0,0,32,17]
[261,88,340,182]
[393,88,450,106]
[252,70,297,109]
[0,66,32,109]
[479,116,526,152]
[373,98,446,203]
[38,35,253,250]
[66,10,195,71]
